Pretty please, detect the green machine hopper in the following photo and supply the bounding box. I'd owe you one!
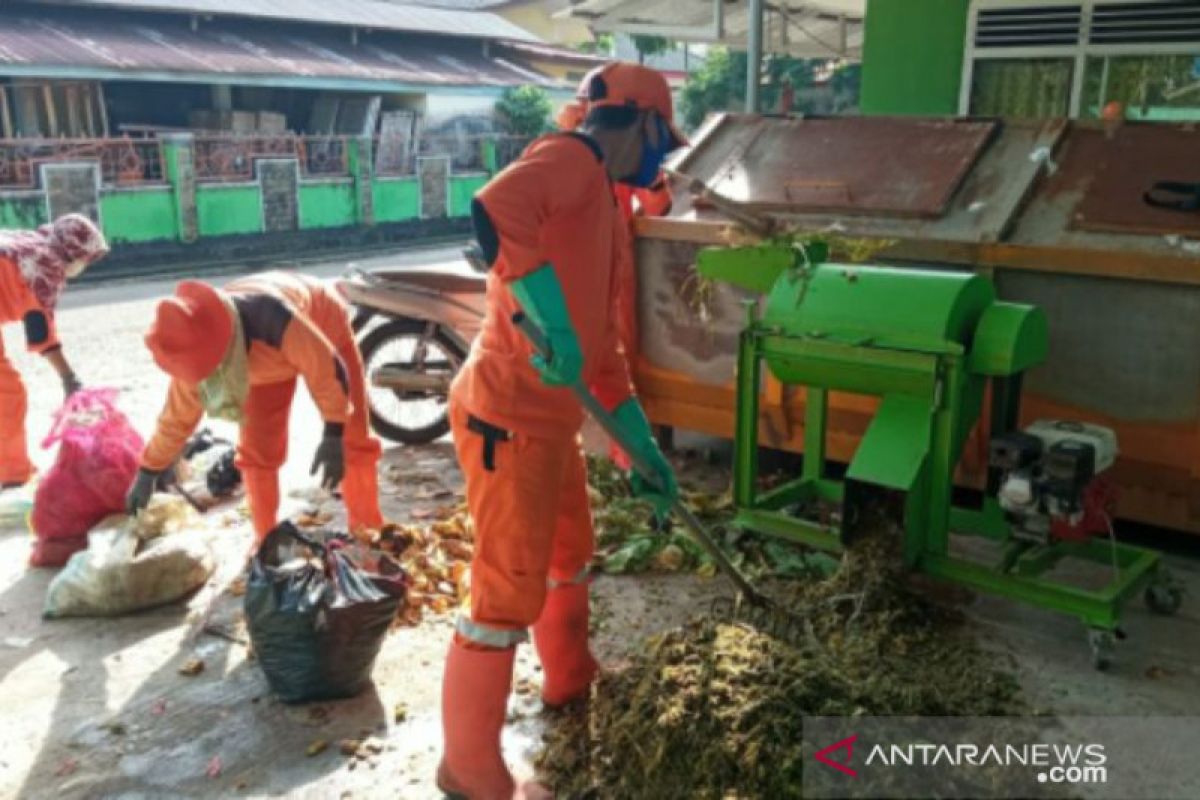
[699,242,1181,667]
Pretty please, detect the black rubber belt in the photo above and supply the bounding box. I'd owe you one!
[467,414,511,471]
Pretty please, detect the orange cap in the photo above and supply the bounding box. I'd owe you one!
[579,62,688,148]
[144,280,233,384]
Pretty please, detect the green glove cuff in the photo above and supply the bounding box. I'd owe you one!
[612,398,667,471]
[612,397,654,447]
[510,263,577,339]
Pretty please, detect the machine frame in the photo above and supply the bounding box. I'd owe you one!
[711,246,1178,667]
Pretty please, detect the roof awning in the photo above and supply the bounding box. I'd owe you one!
[561,0,865,59]
[31,0,541,44]
[0,12,562,92]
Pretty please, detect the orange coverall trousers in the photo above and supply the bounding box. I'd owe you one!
[234,299,382,539]
[0,337,33,485]
[448,400,593,647]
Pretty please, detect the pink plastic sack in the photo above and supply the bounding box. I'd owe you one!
[30,388,144,568]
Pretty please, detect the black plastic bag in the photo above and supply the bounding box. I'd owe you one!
[244,522,407,704]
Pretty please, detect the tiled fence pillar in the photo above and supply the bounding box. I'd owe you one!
[350,136,374,226]
[161,133,198,243]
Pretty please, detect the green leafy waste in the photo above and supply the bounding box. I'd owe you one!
[586,455,826,579]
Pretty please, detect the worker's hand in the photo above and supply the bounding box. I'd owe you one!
[311,431,345,492]
[61,372,82,400]
[531,328,583,387]
[126,468,160,516]
[610,398,679,522]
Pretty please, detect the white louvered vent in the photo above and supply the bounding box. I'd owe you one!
[1090,1,1200,44]
[975,4,1084,48]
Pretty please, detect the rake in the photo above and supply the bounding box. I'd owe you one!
[513,312,806,645]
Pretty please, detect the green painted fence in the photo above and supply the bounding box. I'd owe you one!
[373,178,421,224]
[0,133,500,249]
[0,194,47,230]
[100,189,178,244]
[451,174,488,218]
[197,184,264,238]
[299,180,357,230]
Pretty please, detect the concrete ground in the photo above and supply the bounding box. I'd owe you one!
[1,245,1198,799]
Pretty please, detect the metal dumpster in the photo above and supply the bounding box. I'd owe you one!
[634,113,1200,535]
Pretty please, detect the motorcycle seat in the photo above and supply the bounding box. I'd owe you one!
[367,269,487,294]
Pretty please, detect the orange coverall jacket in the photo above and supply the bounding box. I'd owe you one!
[0,256,61,483]
[142,273,353,470]
[142,272,381,536]
[452,133,635,437]
[0,255,61,355]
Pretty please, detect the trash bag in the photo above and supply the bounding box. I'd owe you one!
[181,428,242,498]
[30,388,144,567]
[44,509,215,618]
[244,523,407,704]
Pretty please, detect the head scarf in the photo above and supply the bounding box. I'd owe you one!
[197,294,249,423]
[0,214,109,310]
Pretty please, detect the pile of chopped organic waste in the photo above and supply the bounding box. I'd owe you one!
[537,519,1026,799]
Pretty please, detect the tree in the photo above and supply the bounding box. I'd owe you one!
[631,35,673,65]
[494,86,554,138]
[577,33,614,56]
[678,48,843,130]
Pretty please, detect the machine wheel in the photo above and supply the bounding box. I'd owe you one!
[1145,583,1183,616]
[1088,629,1115,671]
[358,319,466,445]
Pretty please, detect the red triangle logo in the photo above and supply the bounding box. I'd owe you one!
[814,734,858,777]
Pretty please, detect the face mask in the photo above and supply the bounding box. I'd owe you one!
[625,116,672,188]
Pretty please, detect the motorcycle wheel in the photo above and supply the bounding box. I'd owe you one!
[358,319,467,445]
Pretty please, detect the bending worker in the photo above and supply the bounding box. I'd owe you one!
[0,215,108,488]
[127,271,383,540]
[438,62,685,799]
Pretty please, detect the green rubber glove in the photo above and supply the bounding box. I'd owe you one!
[510,264,583,387]
[611,398,678,521]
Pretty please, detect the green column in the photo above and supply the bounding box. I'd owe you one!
[160,132,198,243]
[860,0,971,116]
[349,136,375,226]
[481,139,498,176]
[733,307,763,510]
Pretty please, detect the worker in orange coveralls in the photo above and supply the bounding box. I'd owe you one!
[0,215,109,488]
[126,271,383,540]
[556,90,674,471]
[437,63,686,800]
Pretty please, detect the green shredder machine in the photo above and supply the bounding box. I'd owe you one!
[699,242,1182,668]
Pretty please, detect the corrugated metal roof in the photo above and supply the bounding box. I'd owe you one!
[0,12,561,88]
[495,40,610,67]
[34,0,541,42]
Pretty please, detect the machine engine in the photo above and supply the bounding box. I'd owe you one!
[990,420,1118,543]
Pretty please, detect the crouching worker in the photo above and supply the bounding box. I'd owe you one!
[0,215,108,488]
[438,63,686,799]
[127,271,383,540]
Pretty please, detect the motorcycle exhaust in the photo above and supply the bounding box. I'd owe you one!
[370,366,453,393]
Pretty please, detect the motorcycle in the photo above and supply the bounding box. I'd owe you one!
[336,247,487,445]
